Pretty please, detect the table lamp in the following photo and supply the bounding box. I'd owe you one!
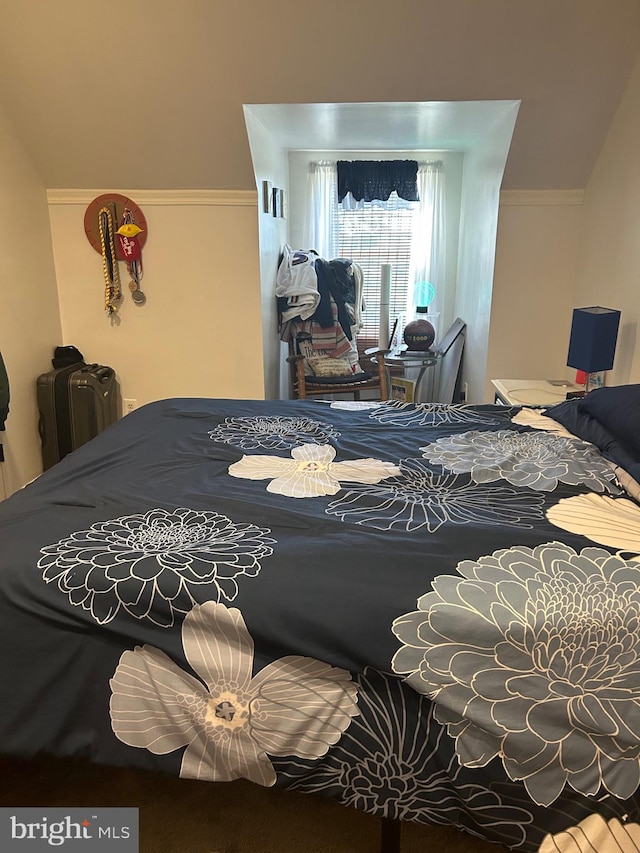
[566,306,621,393]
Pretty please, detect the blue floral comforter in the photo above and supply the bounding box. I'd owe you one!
[1,397,640,851]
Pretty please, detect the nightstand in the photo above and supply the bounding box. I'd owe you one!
[491,379,582,407]
[383,350,442,402]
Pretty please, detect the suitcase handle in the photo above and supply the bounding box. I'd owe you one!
[81,364,114,384]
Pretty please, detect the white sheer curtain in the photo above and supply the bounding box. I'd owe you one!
[304,160,338,259]
[304,158,446,334]
[407,161,446,321]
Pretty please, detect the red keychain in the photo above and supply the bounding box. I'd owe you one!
[116,230,143,263]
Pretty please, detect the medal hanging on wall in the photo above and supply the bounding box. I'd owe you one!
[117,209,146,305]
[84,194,148,315]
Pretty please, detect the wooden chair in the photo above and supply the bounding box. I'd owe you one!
[287,334,389,401]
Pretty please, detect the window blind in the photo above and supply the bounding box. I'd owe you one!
[336,193,417,350]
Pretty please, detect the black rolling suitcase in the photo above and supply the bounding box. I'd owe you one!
[37,363,119,470]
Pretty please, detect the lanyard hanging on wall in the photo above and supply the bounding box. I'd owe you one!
[98,205,122,314]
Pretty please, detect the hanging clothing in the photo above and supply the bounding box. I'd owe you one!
[276,245,320,323]
[313,258,353,339]
[328,258,357,305]
[280,299,354,367]
[278,253,366,374]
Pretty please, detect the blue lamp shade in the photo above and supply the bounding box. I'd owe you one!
[567,306,621,373]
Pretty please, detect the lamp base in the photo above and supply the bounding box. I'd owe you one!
[572,369,593,396]
[562,369,589,399]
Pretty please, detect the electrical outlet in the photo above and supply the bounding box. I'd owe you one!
[461,382,469,403]
[123,398,137,415]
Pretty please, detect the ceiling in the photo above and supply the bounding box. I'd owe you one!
[0,0,638,191]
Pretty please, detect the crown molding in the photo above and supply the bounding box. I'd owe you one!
[499,189,584,206]
[46,189,258,206]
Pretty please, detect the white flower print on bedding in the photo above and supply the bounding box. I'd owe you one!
[422,429,620,493]
[38,508,275,626]
[538,813,640,853]
[547,493,640,558]
[330,401,384,410]
[325,457,545,532]
[228,443,400,499]
[392,542,640,806]
[208,416,339,450]
[368,402,509,429]
[110,602,359,785]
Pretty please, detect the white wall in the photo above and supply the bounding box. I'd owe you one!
[488,192,583,395]
[48,192,265,410]
[454,105,520,403]
[573,52,640,385]
[244,108,290,400]
[487,47,640,397]
[0,103,62,496]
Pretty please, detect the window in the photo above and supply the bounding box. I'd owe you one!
[305,159,445,353]
[336,194,418,350]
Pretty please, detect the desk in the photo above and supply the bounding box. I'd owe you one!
[491,378,582,407]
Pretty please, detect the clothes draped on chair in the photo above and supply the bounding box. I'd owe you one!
[277,246,388,400]
[278,247,362,372]
[275,245,320,323]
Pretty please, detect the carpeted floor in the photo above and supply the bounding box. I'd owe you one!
[0,756,511,853]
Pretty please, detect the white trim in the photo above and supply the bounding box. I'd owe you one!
[499,189,584,206]
[46,189,258,207]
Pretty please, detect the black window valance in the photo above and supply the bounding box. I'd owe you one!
[337,160,419,203]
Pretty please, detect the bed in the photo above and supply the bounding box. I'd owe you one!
[1,391,640,851]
